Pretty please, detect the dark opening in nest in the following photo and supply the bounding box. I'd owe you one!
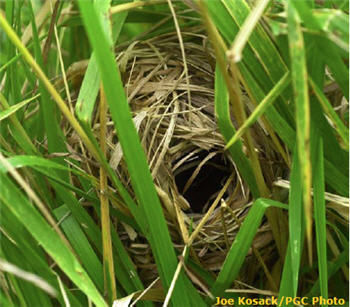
[174,150,232,213]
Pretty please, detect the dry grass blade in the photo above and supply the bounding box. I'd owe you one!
[274,179,349,210]
[110,0,167,15]
[198,0,269,197]
[227,0,270,63]
[187,174,233,246]
[0,259,57,297]
[99,86,117,302]
[21,0,50,45]
[130,278,160,307]
[166,0,192,118]
[56,274,71,306]
[162,246,188,307]
[225,72,290,150]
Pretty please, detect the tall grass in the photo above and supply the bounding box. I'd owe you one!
[0,0,348,306]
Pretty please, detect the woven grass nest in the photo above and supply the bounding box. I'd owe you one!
[80,30,288,287]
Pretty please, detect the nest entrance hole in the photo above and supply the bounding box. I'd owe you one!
[174,150,232,213]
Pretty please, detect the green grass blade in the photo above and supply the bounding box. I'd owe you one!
[0,174,107,307]
[0,155,141,230]
[324,159,348,196]
[288,147,304,296]
[292,1,348,64]
[0,214,85,307]
[318,38,349,99]
[200,0,270,197]
[0,95,39,122]
[287,0,313,263]
[26,0,46,138]
[0,291,16,307]
[307,250,348,298]
[312,138,328,304]
[227,0,270,63]
[0,157,149,304]
[0,92,37,155]
[4,0,20,105]
[1,158,149,301]
[210,198,288,299]
[238,63,296,148]
[53,205,104,292]
[278,242,302,306]
[310,8,348,51]
[215,65,259,197]
[225,71,290,149]
[207,0,293,123]
[0,11,146,230]
[279,149,306,304]
[1,241,54,306]
[0,208,77,306]
[0,155,90,180]
[27,0,66,154]
[309,78,349,148]
[75,57,100,126]
[52,184,151,304]
[306,36,348,196]
[77,2,205,305]
[75,0,129,127]
[315,9,349,50]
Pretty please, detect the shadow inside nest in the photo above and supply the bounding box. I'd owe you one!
[173,150,232,214]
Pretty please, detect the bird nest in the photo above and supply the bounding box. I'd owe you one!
[74,30,286,286]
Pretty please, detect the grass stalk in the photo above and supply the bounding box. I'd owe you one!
[225,72,290,150]
[0,14,100,161]
[110,0,167,15]
[227,0,270,63]
[99,86,117,303]
[198,0,269,197]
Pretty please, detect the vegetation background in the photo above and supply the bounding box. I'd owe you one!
[0,0,348,306]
